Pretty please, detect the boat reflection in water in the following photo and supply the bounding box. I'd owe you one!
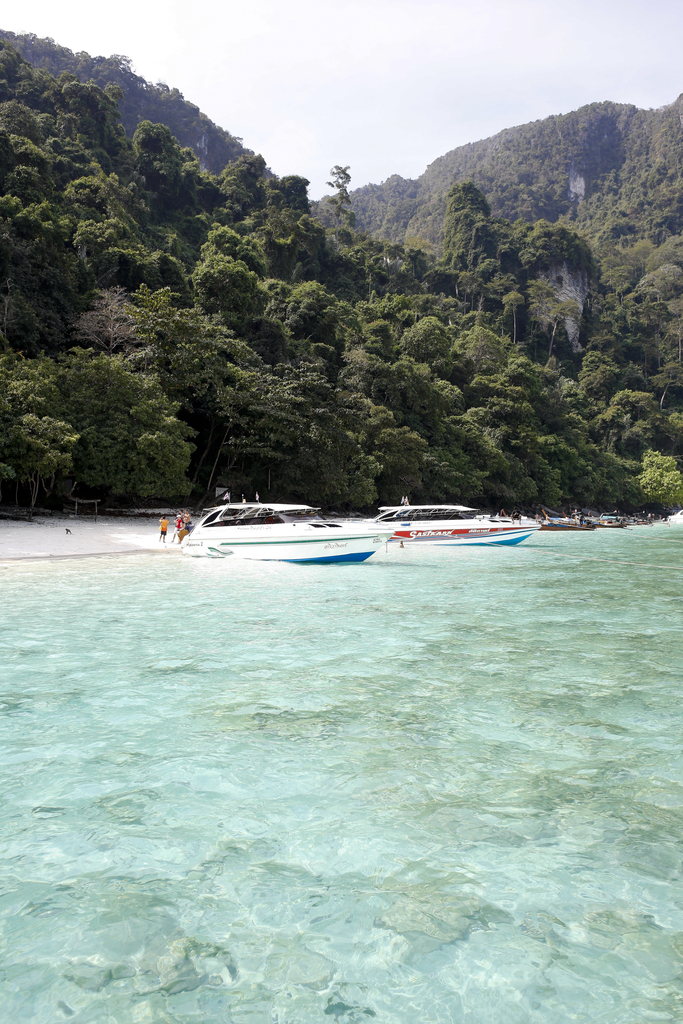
[373,505,541,546]
[181,503,394,562]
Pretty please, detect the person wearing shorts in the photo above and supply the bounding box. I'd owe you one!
[159,516,169,542]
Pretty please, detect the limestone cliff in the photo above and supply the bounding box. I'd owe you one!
[542,263,590,352]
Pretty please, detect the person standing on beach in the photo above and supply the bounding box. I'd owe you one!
[178,511,192,542]
[159,515,169,543]
[172,512,183,543]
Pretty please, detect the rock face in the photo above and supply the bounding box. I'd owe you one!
[196,133,209,172]
[542,262,590,352]
[568,165,586,203]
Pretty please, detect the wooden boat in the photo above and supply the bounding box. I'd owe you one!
[594,515,628,529]
[539,521,597,531]
[539,513,596,532]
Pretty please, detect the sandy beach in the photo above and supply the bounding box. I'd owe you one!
[0,513,184,562]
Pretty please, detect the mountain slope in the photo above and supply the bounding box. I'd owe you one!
[0,30,253,174]
[339,97,683,252]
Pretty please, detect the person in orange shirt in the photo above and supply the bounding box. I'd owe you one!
[159,516,169,543]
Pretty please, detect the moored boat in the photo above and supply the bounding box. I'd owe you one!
[373,505,541,545]
[667,509,683,527]
[594,515,628,528]
[181,503,394,562]
[538,509,597,531]
[539,519,597,531]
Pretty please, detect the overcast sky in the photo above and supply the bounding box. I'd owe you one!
[5,0,683,198]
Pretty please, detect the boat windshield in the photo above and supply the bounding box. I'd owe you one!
[375,506,478,522]
[280,510,322,521]
[199,505,322,527]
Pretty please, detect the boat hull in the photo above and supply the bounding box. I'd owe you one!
[539,524,596,532]
[182,528,390,562]
[389,526,540,546]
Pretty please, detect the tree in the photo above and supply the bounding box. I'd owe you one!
[0,353,76,513]
[650,362,683,411]
[132,120,184,204]
[13,413,78,516]
[399,316,452,377]
[578,352,621,404]
[638,449,683,505]
[75,287,139,355]
[503,290,524,345]
[54,349,194,497]
[326,165,352,251]
[372,425,427,503]
[528,280,580,358]
[443,182,495,272]
[192,252,264,329]
[665,298,683,363]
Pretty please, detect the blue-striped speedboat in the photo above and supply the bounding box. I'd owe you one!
[181,503,394,562]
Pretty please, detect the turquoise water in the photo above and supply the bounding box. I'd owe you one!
[2,529,683,1023]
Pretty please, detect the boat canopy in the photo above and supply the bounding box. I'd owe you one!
[211,503,319,514]
[375,504,479,521]
[199,503,322,527]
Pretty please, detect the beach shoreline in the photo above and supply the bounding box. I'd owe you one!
[0,512,184,564]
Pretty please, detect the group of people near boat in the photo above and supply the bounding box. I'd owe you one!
[158,511,193,544]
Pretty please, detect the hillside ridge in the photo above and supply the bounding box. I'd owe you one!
[0,29,254,174]
[320,96,683,252]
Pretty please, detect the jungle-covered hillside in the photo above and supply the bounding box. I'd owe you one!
[321,97,683,256]
[1,38,682,512]
[0,30,252,174]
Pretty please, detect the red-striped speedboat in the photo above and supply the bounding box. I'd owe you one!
[373,505,541,546]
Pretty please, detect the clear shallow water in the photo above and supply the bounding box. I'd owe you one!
[2,530,683,1023]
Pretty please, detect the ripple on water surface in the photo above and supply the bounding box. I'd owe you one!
[1,529,683,1022]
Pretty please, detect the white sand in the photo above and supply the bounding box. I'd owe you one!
[0,515,184,562]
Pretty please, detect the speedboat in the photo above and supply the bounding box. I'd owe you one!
[181,503,394,562]
[373,505,541,545]
[667,509,683,526]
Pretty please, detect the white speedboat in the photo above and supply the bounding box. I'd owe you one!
[667,509,683,526]
[181,503,394,562]
[374,505,541,545]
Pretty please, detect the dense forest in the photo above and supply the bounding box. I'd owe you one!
[319,97,683,255]
[0,31,253,174]
[1,37,682,513]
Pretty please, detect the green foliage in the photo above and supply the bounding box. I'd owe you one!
[0,31,252,174]
[638,449,683,505]
[339,98,683,253]
[192,251,264,328]
[326,165,353,249]
[1,36,682,511]
[399,317,452,377]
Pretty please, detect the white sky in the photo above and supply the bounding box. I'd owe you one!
[5,0,683,198]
